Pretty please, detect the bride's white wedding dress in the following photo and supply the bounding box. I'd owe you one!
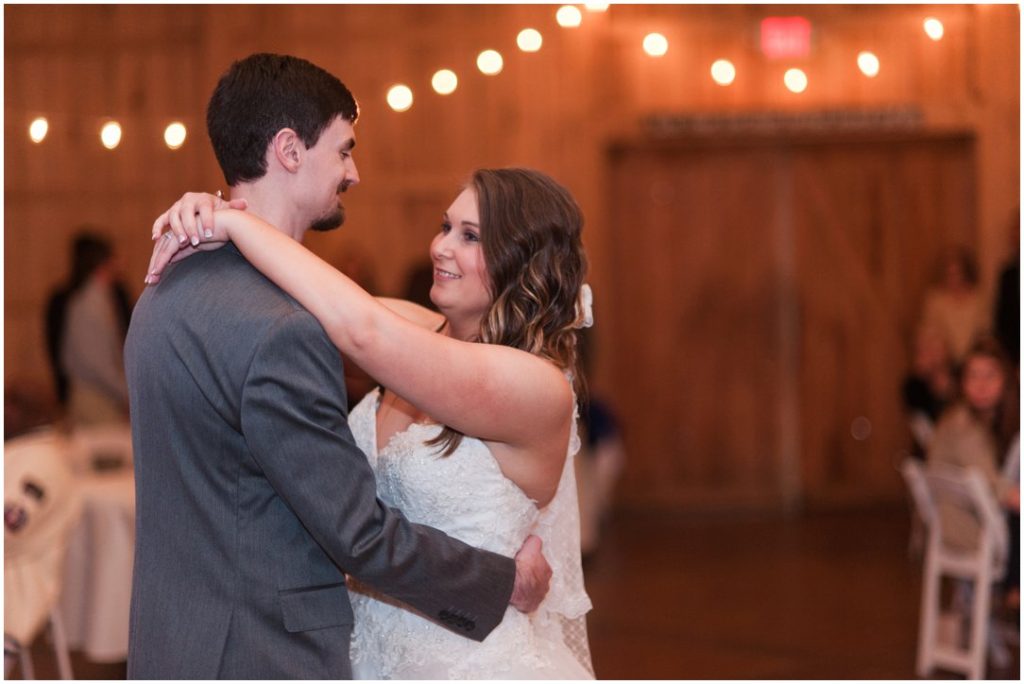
[346,386,594,679]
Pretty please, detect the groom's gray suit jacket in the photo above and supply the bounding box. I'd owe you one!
[124,244,515,679]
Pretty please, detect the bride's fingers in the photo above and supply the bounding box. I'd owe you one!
[181,198,202,247]
[146,232,181,283]
[168,203,188,246]
[152,211,170,240]
[197,201,215,240]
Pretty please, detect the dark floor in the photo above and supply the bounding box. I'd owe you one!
[11,505,1020,679]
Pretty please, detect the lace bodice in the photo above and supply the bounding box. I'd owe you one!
[349,390,538,556]
[346,387,593,679]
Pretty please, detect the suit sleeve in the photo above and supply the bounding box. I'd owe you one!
[240,309,515,640]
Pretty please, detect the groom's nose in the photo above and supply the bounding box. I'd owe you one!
[342,161,360,190]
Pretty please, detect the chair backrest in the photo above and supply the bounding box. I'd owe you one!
[66,424,133,474]
[4,429,81,556]
[923,462,1009,565]
[908,412,936,452]
[901,459,936,526]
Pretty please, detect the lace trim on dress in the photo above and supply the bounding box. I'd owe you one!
[530,388,594,674]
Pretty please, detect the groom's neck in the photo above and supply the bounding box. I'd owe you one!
[229,182,307,242]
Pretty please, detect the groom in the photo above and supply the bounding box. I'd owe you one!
[125,53,550,679]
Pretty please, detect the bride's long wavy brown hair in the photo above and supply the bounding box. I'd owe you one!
[426,168,589,456]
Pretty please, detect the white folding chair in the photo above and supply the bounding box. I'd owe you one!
[901,459,1009,679]
[66,424,133,474]
[4,429,82,679]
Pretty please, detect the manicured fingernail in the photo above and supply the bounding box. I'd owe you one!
[190,236,199,246]
[204,229,213,239]
[178,234,187,244]
[144,275,151,284]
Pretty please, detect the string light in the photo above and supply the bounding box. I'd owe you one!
[432,69,458,95]
[164,122,187,149]
[28,117,48,143]
[784,68,808,93]
[923,17,944,41]
[556,6,582,28]
[386,85,413,112]
[584,3,609,11]
[643,33,669,57]
[100,121,122,149]
[857,51,880,78]
[710,59,736,86]
[517,28,543,52]
[477,49,504,75]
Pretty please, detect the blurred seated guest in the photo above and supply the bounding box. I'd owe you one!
[920,246,989,367]
[1003,434,1020,614]
[927,338,1019,601]
[993,212,1019,366]
[48,231,133,427]
[901,324,956,455]
[575,324,625,558]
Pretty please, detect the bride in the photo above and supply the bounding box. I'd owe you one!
[147,167,594,679]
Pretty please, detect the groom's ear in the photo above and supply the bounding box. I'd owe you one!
[271,128,303,174]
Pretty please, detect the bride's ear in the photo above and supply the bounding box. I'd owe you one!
[271,128,303,174]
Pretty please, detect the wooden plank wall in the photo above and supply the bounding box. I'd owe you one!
[4,4,1018,510]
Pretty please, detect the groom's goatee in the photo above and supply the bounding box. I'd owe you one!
[311,207,345,232]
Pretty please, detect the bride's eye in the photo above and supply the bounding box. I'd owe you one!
[440,221,452,234]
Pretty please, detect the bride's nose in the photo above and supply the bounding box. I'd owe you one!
[431,233,454,259]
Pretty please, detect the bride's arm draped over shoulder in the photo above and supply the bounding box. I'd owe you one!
[206,210,572,451]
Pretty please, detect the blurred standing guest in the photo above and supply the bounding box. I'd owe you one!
[47,231,133,426]
[901,325,956,455]
[993,212,1019,366]
[927,338,1019,603]
[920,246,989,367]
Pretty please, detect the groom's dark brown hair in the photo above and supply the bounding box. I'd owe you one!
[206,53,359,186]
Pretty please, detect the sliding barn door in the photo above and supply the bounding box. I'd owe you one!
[607,133,975,511]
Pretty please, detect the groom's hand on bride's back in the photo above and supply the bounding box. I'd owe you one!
[509,535,552,613]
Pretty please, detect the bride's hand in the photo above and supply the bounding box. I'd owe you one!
[145,192,247,284]
[151,191,247,245]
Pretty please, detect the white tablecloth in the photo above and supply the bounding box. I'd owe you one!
[58,470,135,663]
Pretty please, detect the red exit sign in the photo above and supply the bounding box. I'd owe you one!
[761,17,812,59]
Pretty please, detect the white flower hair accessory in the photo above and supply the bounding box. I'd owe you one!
[575,283,593,329]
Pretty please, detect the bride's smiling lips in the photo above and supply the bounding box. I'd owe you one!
[434,267,462,281]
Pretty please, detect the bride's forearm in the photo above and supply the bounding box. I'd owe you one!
[216,209,381,353]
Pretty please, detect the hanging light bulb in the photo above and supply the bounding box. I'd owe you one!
[710,59,736,86]
[857,51,880,78]
[556,6,583,28]
[643,33,669,57]
[386,85,414,112]
[517,28,543,52]
[923,17,944,41]
[29,117,49,143]
[100,121,122,149]
[164,122,187,149]
[477,50,504,75]
[432,70,458,95]
[784,68,808,93]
